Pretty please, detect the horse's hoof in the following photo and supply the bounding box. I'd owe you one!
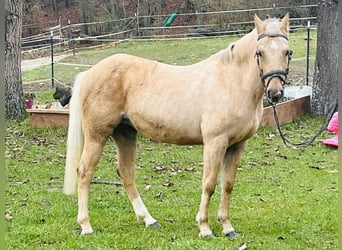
[203,233,216,239]
[80,228,94,235]
[148,221,161,229]
[199,232,215,239]
[225,231,239,237]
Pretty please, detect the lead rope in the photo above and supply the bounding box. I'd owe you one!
[271,102,338,148]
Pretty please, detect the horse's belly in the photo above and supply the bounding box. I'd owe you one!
[128,114,203,145]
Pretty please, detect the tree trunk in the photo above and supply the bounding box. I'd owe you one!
[5,0,26,121]
[109,0,126,19]
[51,0,57,12]
[65,0,72,8]
[78,0,88,34]
[311,0,338,116]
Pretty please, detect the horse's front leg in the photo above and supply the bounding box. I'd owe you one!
[77,139,105,235]
[218,141,247,237]
[196,136,228,238]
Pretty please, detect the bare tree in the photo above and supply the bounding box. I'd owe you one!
[78,0,88,34]
[5,0,26,121]
[311,0,338,116]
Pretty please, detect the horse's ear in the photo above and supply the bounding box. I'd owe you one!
[280,13,290,34]
[254,14,265,34]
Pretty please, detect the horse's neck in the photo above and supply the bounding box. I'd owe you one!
[206,30,264,107]
[233,29,264,102]
[233,29,258,66]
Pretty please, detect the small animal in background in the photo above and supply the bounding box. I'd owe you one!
[53,87,72,107]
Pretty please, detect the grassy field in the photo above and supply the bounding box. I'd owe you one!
[22,29,316,85]
[6,30,338,249]
[5,118,337,249]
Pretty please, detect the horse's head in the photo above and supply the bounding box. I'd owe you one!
[254,14,292,104]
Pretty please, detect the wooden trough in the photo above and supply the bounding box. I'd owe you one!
[261,95,310,127]
[27,95,310,128]
[27,109,69,127]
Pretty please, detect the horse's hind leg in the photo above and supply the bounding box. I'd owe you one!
[218,141,247,237]
[78,137,107,235]
[113,123,159,228]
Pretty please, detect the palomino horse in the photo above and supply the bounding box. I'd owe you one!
[64,14,291,237]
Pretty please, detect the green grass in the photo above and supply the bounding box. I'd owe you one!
[23,37,236,84]
[35,89,56,104]
[5,117,337,249]
[290,29,317,59]
[9,30,338,249]
[22,29,316,84]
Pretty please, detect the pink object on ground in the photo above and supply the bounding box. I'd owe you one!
[25,99,33,109]
[323,112,338,147]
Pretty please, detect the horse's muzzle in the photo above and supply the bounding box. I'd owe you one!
[262,71,287,104]
[267,89,284,104]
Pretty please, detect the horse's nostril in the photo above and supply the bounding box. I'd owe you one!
[272,96,280,103]
[268,90,284,103]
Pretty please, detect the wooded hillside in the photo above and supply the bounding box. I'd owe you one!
[23,0,317,37]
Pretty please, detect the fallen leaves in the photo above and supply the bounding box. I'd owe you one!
[41,199,51,206]
[8,179,30,186]
[267,133,276,140]
[154,164,197,175]
[162,179,173,187]
[91,177,122,186]
[259,197,267,202]
[310,165,325,170]
[155,165,166,171]
[155,192,163,199]
[164,218,175,223]
[31,135,50,146]
[19,196,29,206]
[5,212,13,221]
[236,243,247,250]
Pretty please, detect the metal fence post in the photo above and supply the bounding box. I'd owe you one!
[50,31,55,88]
[306,21,310,86]
[68,19,75,56]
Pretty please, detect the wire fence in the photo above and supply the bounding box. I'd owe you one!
[21,4,317,57]
[22,4,317,91]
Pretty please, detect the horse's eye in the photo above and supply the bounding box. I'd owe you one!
[286,50,293,56]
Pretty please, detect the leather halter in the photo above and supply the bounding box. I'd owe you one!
[255,33,292,88]
[257,33,289,41]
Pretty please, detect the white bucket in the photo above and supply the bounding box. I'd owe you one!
[50,101,64,109]
[284,85,312,99]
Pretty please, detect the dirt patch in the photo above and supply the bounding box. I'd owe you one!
[22,53,73,93]
[21,54,70,72]
[23,81,72,93]
[288,64,313,86]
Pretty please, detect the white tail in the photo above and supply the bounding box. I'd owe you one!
[63,72,86,195]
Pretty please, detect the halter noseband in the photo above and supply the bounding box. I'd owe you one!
[255,33,292,88]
